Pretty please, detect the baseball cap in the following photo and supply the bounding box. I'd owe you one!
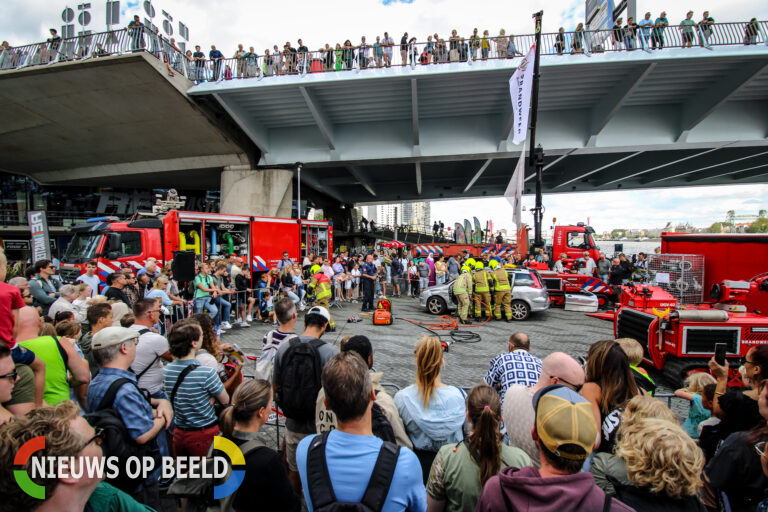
[92,326,139,350]
[532,384,597,461]
[306,306,331,323]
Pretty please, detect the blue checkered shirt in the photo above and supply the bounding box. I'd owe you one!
[484,350,543,404]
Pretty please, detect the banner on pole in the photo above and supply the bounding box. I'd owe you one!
[504,149,526,229]
[509,45,536,145]
[27,211,52,262]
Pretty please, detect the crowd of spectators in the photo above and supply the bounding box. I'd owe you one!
[4,11,763,81]
[1,244,768,511]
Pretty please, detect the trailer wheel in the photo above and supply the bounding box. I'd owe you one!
[510,300,530,321]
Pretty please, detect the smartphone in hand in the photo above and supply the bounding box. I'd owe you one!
[714,343,727,366]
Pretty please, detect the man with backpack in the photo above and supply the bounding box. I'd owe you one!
[129,298,173,458]
[316,335,412,449]
[273,306,338,494]
[297,351,426,511]
[86,326,173,509]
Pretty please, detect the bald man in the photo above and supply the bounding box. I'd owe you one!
[502,351,585,467]
[17,306,90,406]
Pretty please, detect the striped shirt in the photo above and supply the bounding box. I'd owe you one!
[163,359,224,429]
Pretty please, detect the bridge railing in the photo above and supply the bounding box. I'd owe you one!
[186,20,768,82]
[2,20,765,79]
[0,27,188,77]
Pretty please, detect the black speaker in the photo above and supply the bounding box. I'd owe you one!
[172,251,196,282]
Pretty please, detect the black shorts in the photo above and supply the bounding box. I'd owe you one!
[682,32,694,43]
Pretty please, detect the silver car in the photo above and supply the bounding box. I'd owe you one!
[419,268,550,320]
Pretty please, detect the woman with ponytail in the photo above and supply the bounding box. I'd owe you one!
[219,379,300,512]
[424,384,529,512]
[395,335,469,483]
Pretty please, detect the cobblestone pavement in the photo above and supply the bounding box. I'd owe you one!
[222,294,684,413]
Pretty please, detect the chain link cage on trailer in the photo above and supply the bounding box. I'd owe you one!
[646,254,705,305]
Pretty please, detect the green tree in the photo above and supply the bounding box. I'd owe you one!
[746,218,768,233]
[610,229,625,238]
[710,222,722,233]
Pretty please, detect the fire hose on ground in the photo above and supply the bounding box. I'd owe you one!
[397,297,493,351]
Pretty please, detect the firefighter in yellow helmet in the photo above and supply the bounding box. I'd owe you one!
[472,261,491,319]
[453,265,474,324]
[308,267,335,331]
[489,259,512,322]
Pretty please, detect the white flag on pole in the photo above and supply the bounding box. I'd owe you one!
[509,45,536,145]
[504,149,526,229]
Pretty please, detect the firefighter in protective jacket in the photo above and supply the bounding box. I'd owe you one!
[308,265,335,330]
[489,259,512,322]
[472,261,491,319]
[453,265,474,324]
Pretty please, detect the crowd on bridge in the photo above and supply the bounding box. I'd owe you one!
[1,242,768,512]
[1,11,764,80]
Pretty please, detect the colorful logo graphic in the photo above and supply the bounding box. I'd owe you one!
[213,436,246,499]
[14,436,46,499]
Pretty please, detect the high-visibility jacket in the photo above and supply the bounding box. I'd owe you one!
[454,273,473,294]
[472,270,490,292]
[491,268,511,291]
[309,273,332,300]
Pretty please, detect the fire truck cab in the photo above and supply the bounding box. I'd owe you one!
[550,223,601,263]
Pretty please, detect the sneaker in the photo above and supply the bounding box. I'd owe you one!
[246,314,253,322]
[272,321,278,326]
[299,304,306,311]
[221,321,233,330]
[239,320,251,328]
[216,327,223,337]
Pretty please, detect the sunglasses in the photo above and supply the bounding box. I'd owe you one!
[81,427,105,452]
[0,369,18,381]
[549,374,583,393]
[755,441,767,458]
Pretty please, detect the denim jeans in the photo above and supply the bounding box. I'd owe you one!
[212,296,231,325]
[193,297,218,325]
[599,273,609,283]
[436,274,446,285]
[283,288,300,304]
[419,277,429,291]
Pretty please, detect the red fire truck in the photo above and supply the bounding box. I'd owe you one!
[411,223,601,263]
[59,211,332,284]
[614,275,768,387]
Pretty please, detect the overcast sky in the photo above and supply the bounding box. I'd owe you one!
[2,0,767,233]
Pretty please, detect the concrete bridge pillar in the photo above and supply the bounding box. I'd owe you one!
[220,165,293,218]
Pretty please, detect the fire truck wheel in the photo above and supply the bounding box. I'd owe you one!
[510,300,530,321]
[426,296,447,315]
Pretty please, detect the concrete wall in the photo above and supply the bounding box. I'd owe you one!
[220,166,293,218]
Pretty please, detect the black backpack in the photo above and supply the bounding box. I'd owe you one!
[307,431,400,512]
[84,378,161,494]
[277,337,325,421]
[371,392,395,444]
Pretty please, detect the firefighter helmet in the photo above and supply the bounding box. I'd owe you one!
[488,259,498,269]
[474,261,484,270]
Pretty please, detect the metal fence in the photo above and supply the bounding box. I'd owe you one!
[2,21,765,82]
[646,253,705,305]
